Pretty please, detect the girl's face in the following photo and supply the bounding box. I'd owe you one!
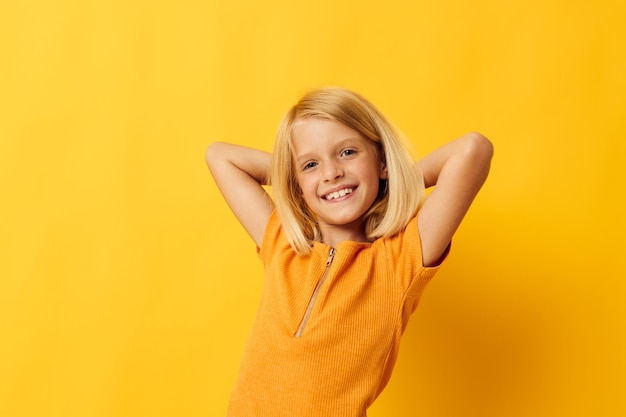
[291,117,387,243]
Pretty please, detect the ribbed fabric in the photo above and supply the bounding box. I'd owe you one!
[226,211,446,417]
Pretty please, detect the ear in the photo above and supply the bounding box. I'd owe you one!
[379,158,388,180]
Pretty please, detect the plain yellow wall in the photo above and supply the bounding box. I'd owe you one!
[1,1,624,416]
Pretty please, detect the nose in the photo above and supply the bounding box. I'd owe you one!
[322,160,343,182]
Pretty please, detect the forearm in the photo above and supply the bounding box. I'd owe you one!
[205,142,272,186]
[418,132,493,189]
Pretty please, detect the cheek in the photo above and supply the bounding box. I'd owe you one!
[301,181,317,199]
[295,175,313,197]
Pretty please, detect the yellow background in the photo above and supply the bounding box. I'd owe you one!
[1,0,625,416]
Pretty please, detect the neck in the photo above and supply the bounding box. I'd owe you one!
[319,223,368,248]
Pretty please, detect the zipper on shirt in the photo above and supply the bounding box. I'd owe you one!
[295,247,336,338]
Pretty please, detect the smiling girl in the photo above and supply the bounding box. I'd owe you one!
[206,87,493,416]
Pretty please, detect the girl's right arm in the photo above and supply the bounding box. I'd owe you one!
[205,142,274,248]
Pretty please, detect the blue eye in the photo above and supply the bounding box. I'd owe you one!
[303,161,318,170]
[341,149,356,157]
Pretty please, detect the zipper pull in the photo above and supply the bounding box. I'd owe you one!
[326,247,336,266]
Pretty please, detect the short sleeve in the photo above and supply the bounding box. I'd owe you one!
[258,210,284,266]
[383,214,450,298]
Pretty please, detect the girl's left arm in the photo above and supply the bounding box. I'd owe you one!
[417,132,494,267]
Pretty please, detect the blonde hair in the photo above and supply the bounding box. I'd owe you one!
[271,87,425,254]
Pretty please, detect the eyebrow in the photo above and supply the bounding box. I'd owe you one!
[293,137,365,163]
[294,153,313,165]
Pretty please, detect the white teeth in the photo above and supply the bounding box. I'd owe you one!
[325,188,353,200]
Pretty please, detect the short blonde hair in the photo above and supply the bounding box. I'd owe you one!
[271,87,425,254]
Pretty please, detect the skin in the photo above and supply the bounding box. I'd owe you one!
[291,118,388,247]
[206,120,493,267]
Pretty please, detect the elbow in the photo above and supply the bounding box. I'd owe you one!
[205,141,227,167]
[463,132,494,164]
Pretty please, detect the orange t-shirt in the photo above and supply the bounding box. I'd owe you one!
[227,211,446,417]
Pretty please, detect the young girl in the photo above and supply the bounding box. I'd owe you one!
[206,87,493,416]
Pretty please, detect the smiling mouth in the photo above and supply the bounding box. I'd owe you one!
[323,187,354,200]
